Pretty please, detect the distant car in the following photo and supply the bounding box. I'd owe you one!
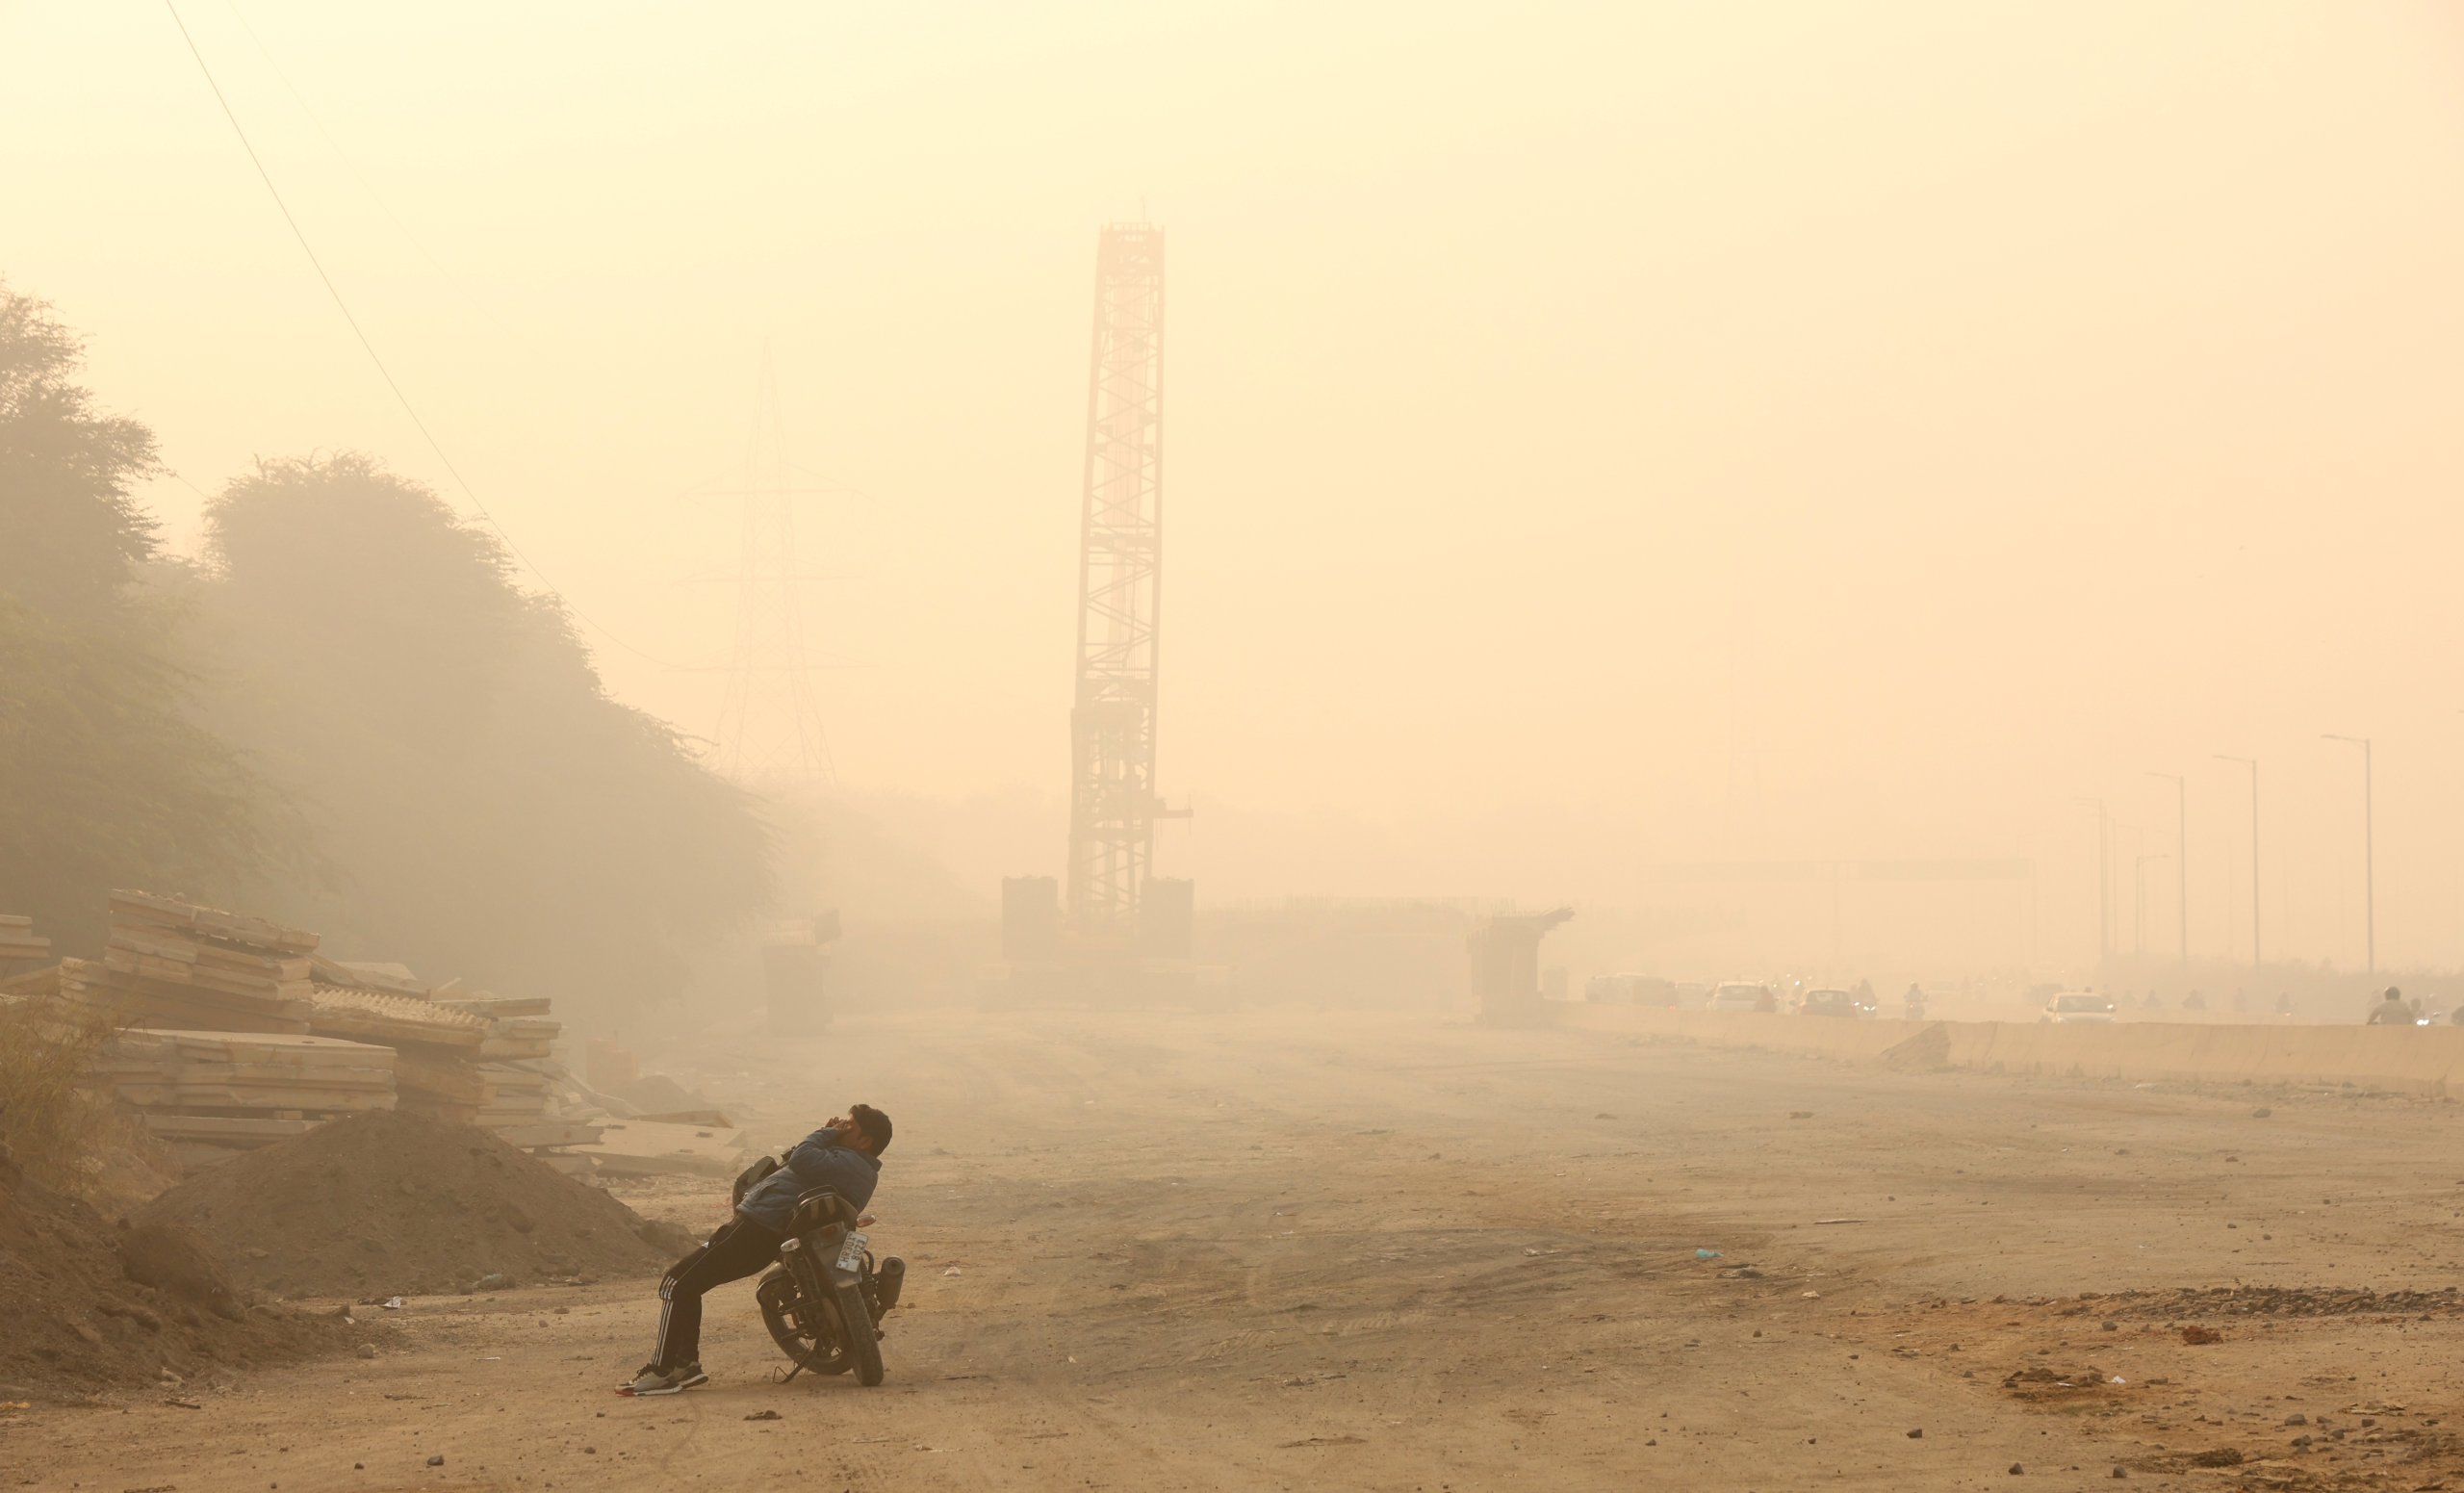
[1800,988,1875,1018]
[2042,991,2118,1024]
[1709,982,1774,1014]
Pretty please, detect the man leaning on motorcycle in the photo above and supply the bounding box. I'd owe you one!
[623,1103,892,1397]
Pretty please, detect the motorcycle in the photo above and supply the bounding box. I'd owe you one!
[732,1158,906,1387]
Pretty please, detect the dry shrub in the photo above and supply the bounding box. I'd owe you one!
[0,994,148,1195]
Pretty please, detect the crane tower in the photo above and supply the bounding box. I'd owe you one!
[1065,224,1173,940]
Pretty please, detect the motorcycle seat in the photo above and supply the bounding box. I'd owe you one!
[789,1188,861,1235]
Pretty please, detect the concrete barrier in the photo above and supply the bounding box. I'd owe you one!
[1552,1003,2464,1094]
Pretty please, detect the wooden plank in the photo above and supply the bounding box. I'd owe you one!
[141,1113,322,1141]
[67,983,312,1035]
[95,952,297,1004]
[109,1062,396,1090]
[113,1083,396,1110]
[89,965,306,1006]
[109,1030,396,1066]
[192,944,314,982]
[80,1006,309,1038]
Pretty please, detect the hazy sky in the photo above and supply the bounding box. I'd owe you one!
[9,3,2464,972]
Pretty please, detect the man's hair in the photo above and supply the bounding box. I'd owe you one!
[850,1103,892,1156]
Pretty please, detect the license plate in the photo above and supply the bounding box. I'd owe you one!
[835,1231,868,1271]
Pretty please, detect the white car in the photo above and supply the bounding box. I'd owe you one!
[1708,981,1773,1014]
[2042,991,2118,1024]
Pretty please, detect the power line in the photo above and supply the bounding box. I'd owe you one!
[159,0,690,672]
[218,0,482,318]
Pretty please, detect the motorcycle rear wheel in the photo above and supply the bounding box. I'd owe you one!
[756,1270,850,1376]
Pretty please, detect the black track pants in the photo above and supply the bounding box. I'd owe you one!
[653,1217,783,1371]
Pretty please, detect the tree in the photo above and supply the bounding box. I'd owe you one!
[0,285,264,946]
[196,453,772,1026]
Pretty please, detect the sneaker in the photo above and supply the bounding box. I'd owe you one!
[617,1360,705,1397]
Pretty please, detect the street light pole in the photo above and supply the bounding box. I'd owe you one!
[2214,756,2259,969]
[2323,734,2374,977]
[2147,771,2186,969]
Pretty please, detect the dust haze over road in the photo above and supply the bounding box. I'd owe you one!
[9,6,2464,1492]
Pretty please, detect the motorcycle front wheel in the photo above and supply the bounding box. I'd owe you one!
[832,1278,885,1386]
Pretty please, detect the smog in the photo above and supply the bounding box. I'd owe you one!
[5,5,2463,1488]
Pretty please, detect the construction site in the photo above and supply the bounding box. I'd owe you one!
[11,6,2464,1491]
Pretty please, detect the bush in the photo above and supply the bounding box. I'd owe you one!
[0,995,131,1194]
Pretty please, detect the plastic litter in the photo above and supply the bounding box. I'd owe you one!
[1694,1248,1722,1260]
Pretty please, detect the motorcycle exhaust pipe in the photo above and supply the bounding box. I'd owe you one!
[875,1256,906,1314]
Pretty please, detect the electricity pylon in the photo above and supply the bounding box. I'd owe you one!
[1065,223,1176,939]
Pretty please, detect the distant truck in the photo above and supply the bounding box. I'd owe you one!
[1584,974,1677,1006]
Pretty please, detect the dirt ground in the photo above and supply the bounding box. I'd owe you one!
[8,1007,2464,1492]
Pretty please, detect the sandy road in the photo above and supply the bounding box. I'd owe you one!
[9,1008,2464,1492]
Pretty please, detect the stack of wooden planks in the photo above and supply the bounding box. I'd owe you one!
[0,914,50,965]
[18,891,603,1169]
[303,980,600,1151]
[305,984,488,1120]
[65,891,319,1033]
[93,1029,398,1168]
[434,994,585,1142]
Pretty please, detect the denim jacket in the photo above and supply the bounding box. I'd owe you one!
[735,1127,881,1234]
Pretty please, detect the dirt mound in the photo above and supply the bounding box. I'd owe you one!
[0,1151,349,1399]
[132,1111,677,1298]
